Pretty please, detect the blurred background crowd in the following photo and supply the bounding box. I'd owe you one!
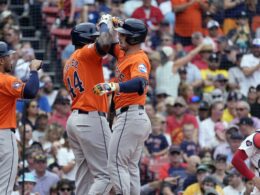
[0,0,260,194]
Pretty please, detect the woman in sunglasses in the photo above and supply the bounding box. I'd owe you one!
[57,179,74,195]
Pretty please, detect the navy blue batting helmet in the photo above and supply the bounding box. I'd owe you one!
[115,18,147,45]
[0,41,15,58]
[71,23,100,46]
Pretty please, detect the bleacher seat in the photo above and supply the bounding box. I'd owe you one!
[51,28,71,39]
[21,26,35,37]
[21,37,40,49]
[34,49,45,59]
[9,4,24,16]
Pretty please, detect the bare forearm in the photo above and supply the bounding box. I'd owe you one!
[242,64,260,76]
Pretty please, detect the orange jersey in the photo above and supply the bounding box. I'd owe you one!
[0,73,25,128]
[112,44,151,109]
[63,43,108,113]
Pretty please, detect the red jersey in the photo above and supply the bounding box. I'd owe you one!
[63,43,108,113]
[112,44,151,109]
[0,73,25,128]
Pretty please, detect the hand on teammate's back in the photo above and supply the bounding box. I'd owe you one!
[29,59,42,71]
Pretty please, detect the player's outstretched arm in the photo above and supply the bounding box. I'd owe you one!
[96,14,114,55]
[23,59,42,99]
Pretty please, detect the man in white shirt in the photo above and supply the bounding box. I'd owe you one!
[223,169,246,195]
[240,38,260,95]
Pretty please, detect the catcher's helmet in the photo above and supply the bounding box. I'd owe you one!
[71,23,100,46]
[115,18,147,45]
[0,41,15,58]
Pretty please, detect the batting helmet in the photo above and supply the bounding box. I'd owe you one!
[0,41,15,58]
[115,18,147,45]
[71,23,100,46]
[253,130,260,149]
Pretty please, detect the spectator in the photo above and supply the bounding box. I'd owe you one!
[48,96,71,129]
[3,25,21,50]
[228,52,248,96]
[32,113,49,144]
[198,101,210,122]
[172,0,208,46]
[222,91,239,123]
[227,11,251,53]
[212,154,228,185]
[57,178,74,195]
[166,96,199,145]
[223,168,246,194]
[182,155,201,190]
[247,86,257,105]
[58,0,77,27]
[31,153,60,195]
[240,38,260,94]
[144,115,169,158]
[250,84,260,118]
[159,145,187,194]
[41,75,59,107]
[230,100,260,128]
[205,20,223,42]
[180,123,199,158]
[223,0,247,35]
[12,172,39,195]
[21,100,40,130]
[183,168,224,195]
[201,52,228,93]
[238,117,255,137]
[199,101,226,149]
[242,177,254,195]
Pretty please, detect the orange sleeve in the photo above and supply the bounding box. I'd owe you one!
[1,76,25,98]
[80,43,102,62]
[171,0,183,6]
[130,62,150,80]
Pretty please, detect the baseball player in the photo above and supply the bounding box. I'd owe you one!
[0,41,42,195]
[93,18,152,195]
[63,18,114,195]
[232,130,260,195]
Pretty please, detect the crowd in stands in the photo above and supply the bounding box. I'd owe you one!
[0,0,260,194]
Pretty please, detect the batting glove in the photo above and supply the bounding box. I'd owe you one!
[98,14,113,32]
[93,82,118,96]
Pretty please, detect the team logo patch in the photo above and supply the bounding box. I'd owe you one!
[138,64,147,73]
[12,81,22,89]
[246,140,252,146]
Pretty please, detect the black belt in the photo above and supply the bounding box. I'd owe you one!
[119,105,144,114]
[10,128,15,133]
[78,110,106,117]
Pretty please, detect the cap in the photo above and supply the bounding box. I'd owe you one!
[237,11,247,18]
[201,159,216,173]
[215,154,227,162]
[161,46,174,57]
[214,74,228,82]
[165,96,175,106]
[0,41,15,58]
[225,125,239,134]
[169,145,181,154]
[178,67,187,74]
[53,96,70,105]
[34,153,47,161]
[227,91,238,101]
[252,38,260,47]
[209,53,219,62]
[226,168,240,176]
[196,164,209,173]
[230,132,244,140]
[257,84,260,91]
[174,96,187,107]
[238,117,254,126]
[211,89,223,100]
[18,173,37,183]
[199,101,209,110]
[207,20,219,29]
